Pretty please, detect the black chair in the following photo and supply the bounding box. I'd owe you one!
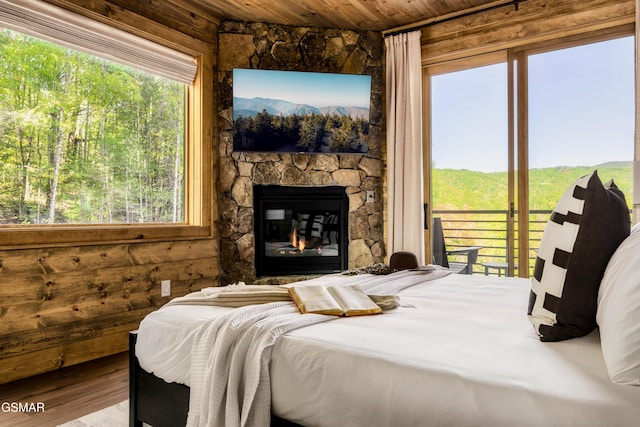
[432,217,481,274]
[389,251,419,270]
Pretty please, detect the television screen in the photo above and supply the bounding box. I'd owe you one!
[232,68,372,154]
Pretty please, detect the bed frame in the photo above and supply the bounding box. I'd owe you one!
[128,331,301,427]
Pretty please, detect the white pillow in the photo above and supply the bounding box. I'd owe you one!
[597,224,640,385]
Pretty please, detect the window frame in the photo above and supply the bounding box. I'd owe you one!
[0,8,215,249]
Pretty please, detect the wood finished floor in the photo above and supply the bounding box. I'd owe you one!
[0,352,128,427]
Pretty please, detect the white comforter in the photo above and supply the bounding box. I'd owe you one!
[162,269,450,427]
[136,272,640,427]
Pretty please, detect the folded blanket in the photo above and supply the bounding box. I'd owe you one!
[165,266,451,311]
[165,283,291,308]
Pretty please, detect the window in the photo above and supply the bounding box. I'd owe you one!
[0,1,213,246]
[527,37,634,210]
[0,30,186,224]
[430,58,510,274]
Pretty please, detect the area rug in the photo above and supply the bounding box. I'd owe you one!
[57,400,128,427]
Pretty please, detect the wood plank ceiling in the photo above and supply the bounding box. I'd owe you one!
[163,0,514,32]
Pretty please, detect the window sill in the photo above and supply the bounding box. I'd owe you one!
[0,224,214,249]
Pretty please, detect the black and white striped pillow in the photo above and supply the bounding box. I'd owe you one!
[322,214,340,244]
[528,171,629,342]
[297,213,324,240]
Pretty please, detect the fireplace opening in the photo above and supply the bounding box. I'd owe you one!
[254,185,349,276]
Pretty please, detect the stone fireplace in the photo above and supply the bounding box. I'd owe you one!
[216,21,384,285]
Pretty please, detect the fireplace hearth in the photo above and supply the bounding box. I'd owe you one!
[254,185,349,276]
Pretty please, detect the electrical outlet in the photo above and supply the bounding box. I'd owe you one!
[161,280,171,297]
[366,190,374,203]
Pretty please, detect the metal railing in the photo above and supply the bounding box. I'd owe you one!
[433,209,552,276]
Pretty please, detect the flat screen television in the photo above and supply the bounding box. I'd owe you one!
[232,68,372,154]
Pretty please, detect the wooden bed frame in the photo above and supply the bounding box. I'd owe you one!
[128,331,301,427]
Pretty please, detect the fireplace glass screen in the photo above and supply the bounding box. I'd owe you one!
[254,186,348,276]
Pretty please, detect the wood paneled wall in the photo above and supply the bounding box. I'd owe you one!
[0,240,218,383]
[0,1,219,384]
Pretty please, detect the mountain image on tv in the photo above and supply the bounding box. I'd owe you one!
[234,97,370,120]
[232,69,372,154]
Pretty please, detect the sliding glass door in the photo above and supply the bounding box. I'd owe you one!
[426,32,634,277]
[526,37,634,275]
[428,56,513,276]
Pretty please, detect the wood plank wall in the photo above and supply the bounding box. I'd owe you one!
[0,240,218,383]
[0,0,219,384]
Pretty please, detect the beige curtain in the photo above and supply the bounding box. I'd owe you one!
[385,31,425,263]
[635,0,640,223]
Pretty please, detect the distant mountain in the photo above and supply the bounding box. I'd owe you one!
[319,105,369,119]
[233,97,369,120]
[594,160,633,168]
[432,163,633,211]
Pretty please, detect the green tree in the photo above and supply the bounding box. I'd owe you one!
[0,29,185,225]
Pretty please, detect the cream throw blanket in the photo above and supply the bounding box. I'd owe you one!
[186,267,451,427]
[166,283,291,308]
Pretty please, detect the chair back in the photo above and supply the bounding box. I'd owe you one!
[432,217,449,268]
[389,251,419,270]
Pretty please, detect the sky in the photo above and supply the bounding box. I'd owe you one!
[430,36,635,172]
[233,68,372,108]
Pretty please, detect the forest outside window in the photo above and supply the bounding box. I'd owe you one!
[0,0,212,247]
[1,30,186,225]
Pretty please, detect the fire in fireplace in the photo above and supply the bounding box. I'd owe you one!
[254,185,349,276]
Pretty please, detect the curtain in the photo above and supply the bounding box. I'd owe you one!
[635,0,640,223]
[0,0,196,84]
[385,30,425,263]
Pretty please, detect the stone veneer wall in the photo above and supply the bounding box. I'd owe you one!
[217,21,385,285]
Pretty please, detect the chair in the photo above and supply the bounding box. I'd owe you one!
[432,217,481,274]
[389,251,419,270]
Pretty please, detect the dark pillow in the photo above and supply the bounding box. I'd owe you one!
[528,171,630,342]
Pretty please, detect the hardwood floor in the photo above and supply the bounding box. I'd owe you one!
[0,352,129,427]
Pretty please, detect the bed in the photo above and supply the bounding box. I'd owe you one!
[129,269,640,427]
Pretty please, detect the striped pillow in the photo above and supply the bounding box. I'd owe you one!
[297,213,324,240]
[528,171,629,342]
[322,213,340,244]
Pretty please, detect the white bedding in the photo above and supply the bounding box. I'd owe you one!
[136,272,640,427]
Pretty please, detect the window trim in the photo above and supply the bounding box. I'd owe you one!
[0,7,215,249]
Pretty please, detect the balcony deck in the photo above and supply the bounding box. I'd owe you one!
[433,209,552,277]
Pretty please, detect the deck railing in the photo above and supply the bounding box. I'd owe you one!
[433,209,552,276]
